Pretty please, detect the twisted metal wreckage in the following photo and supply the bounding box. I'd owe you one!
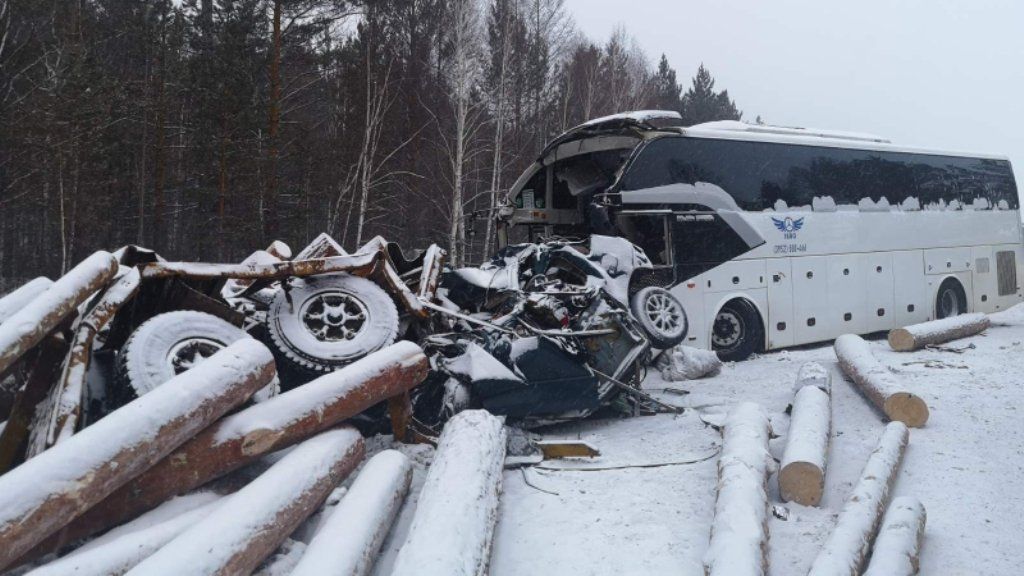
[0,230,690,457]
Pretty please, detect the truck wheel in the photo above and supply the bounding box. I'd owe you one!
[712,299,763,362]
[116,310,278,405]
[267,274,399,373]
[629,287,688,348]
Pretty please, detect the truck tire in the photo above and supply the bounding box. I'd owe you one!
[116,310,278,404]
[629,286,688,348]
[267,274,399,373]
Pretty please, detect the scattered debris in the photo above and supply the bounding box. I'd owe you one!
[656,344,722,381]
[703,402,773,576]
[806,422,909,576]
[779,362,832,507]
[862,496,927,576]
[835,334,929,427]
[888,313,989,352]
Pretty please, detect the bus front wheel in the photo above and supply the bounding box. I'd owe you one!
[935,278,967,319]
[712,299,764,362]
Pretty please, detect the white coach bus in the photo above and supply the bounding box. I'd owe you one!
[495,111,1022,360]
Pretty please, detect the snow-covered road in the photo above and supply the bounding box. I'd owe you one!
[372,304,1024,575]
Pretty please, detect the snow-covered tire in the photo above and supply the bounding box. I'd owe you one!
[116,310,278,403]
[630,286,688,348]
[266,273,399,372]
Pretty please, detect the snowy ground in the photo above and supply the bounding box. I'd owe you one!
[369,304,1024,576]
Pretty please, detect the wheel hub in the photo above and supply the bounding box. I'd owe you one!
[301,291,368,342]
[167,338,224,375]
[644,292,683,333]
[712,311,742,348]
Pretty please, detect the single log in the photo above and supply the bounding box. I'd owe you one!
[0,339,274,571]
[793,361,832,394]
[0,252,119,376]
[139,251,377,280]
[391,410,506,576]
[24,494,223,576]
[807,422,909,576]
[0,277,54,325]
[27,269,142,456]
[127,428,365,576]
[888,313,989,352]
[292,449,413,576]
[834,334,929,427]
[34,341,428,554]
[862,496,927,576]
[702,402,773,576]
[779,365,832,506]
[0,335,68,473]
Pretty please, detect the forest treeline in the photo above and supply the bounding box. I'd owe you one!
[0,0,743,287]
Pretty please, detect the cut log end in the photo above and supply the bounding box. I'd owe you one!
[779,461,824,507]
[886,329,916,352]
[883,393,929,428]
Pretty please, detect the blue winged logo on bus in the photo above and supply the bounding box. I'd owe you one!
[772,216,804,233]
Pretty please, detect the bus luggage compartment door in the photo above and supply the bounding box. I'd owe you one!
[766,259,795,349]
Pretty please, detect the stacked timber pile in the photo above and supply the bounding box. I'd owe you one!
[0,257,524,574]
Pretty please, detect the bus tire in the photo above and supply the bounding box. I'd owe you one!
[935,278,967,319]
[712,299,764,362]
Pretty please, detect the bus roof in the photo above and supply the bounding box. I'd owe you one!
[676,120,1011,162]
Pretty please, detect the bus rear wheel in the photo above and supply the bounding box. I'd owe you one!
[935,278,967,319]
[712,299,763,362]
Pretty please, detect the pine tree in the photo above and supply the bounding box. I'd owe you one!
[649,54,682,112]
[681,63,741,125]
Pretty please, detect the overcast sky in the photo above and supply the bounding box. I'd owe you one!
[564,0,1024,185]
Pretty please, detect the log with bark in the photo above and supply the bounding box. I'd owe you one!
[779,362,832,506]
[0,252,119,376]
[30,341,428,556]
[806,422,909,576]
[0,277,54,325]
[702,402,773,576]
[26,268,142,457]
[887,313,989,352]
[291,449,413,576]
[23,493,223,576]
[862,496,927,576]
[0,335,68,473]
[834,334,929,427]
[126,428,365,576]
[0,339,275,571]
[391,410,507,576]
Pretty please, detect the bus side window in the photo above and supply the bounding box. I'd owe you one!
[617,215,670,265]
[672,214,753,279]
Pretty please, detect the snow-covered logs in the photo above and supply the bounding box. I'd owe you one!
[38,341,428,552]
[0,252,119,375]
[291,449,413,576]
[887,313,989,352]
[0,277,53,325]
[806,422,910,576]
[23,494,223,576]
[126,428,365,576]
[834,335,929,427]
[703,402,773,576]
[658,345,723,381]
[0,339,275,571]
[862,496,927,576]
[391,410,507,576]
[779,362,832,506]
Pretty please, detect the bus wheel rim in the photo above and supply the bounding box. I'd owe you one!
[713,310,743,348]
